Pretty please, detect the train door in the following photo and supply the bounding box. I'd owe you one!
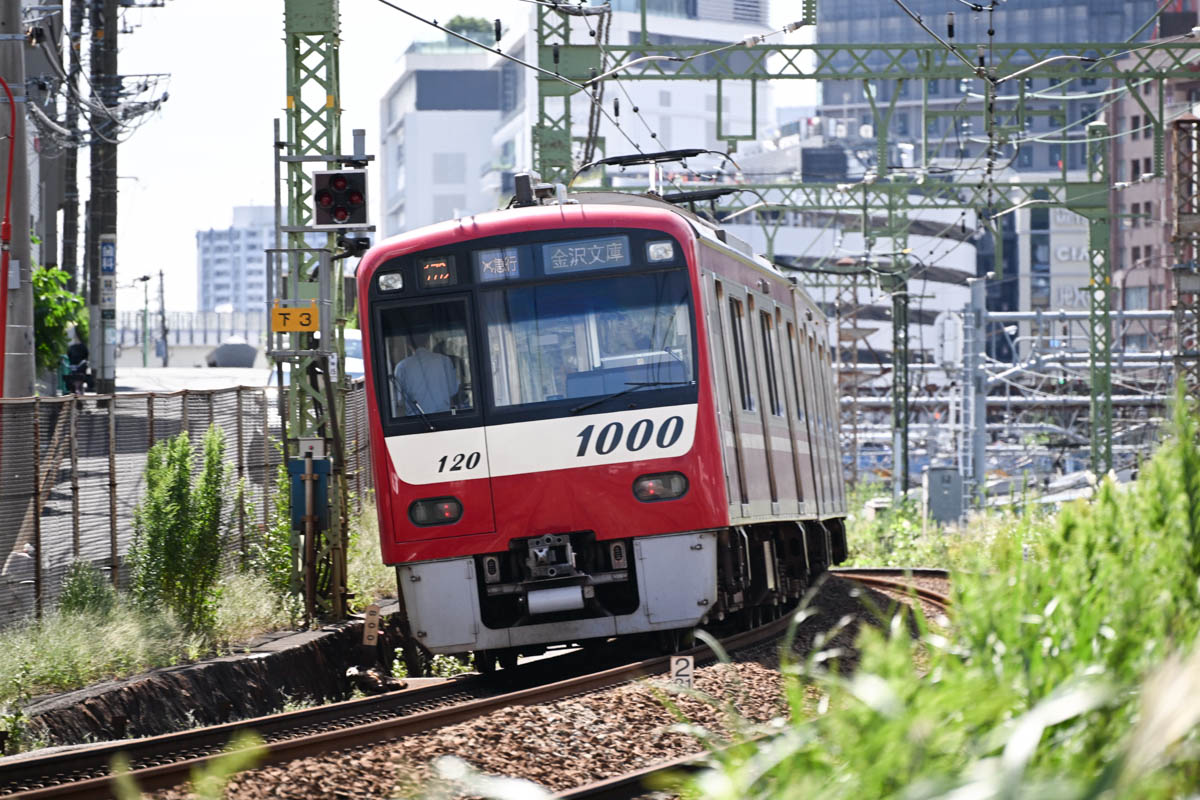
[708,276,749,520]
[725,285,772,518]
[826,340,847,512]
[751,298,798,515]
[819,340,840,512]
[800,326,828,515]
[373,293,496,540]
[782,316,816,515]
[817,340,836,513]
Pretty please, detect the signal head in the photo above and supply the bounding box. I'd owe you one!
[312,169,368,228]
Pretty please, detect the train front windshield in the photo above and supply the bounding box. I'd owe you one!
[369,230,697,428]
[482,270,693,408]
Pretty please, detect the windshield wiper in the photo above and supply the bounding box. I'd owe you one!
[411,399,436,431]
[568,380,692,415]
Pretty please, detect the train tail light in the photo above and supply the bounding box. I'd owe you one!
[633,472,688,502]
[409,497,463,526]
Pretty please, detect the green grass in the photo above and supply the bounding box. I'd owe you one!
[673,387,1200,799]
[0,502,400,750]
[347,499,398,612]
[842,483,1053,571]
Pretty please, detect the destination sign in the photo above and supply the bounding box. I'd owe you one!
[542,235,631,274]
[476,246,523,282]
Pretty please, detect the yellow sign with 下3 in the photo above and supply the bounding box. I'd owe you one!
[272,301,319,333]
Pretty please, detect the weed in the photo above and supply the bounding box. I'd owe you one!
[247,447,294,597]
[129,427,229,633]
[213,572,299,646]
[666,384,1200,798]
[58,560,116,618]
[346,498,396,612]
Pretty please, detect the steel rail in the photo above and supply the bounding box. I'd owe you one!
[556,568,955,800]
[6,614,795,799]
[832,568,952,611]
[829,566,950,579]
[0,677,474,796]
[552,750,705,799]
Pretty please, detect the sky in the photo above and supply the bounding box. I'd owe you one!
[107,1,807,313]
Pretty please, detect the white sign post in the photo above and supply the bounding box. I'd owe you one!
[669,655,694,689]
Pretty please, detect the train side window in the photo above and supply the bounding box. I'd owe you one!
[819,344,833,432]
[808,334,821,429]
[786,322,804,421]
[759,311,782,416]
[728,297,755,411]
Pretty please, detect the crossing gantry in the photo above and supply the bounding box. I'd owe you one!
[534,1,1200,495]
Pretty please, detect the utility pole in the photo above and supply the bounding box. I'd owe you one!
[61,0,84,293]
[30,3,65,277]
[158,268,167,366]
[136,274,150,367]
[1,0,35,398]
[86,0,118,395]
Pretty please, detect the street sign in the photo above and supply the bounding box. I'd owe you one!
[271,300,319,333]
[100,236,116,275]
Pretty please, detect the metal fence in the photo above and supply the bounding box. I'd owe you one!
[0,382,373,628]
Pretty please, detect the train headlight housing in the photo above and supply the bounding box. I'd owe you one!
[646,241,675,262]
[633,472,688,502]
[378,272,404,292]
[409,497,463,526]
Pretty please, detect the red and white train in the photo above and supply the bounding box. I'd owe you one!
[357,189,847,668]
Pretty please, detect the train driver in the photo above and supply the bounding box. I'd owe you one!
[394,330,459,416]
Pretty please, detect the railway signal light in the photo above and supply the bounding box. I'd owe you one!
[313,169,367,228]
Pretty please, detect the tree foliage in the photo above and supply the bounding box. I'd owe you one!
[445,15,491,37]
[130,428,229,632]
[32,265,87,374]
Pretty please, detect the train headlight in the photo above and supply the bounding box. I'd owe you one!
[646,241,675,262]
[633,472,688,502]
[409,497,463,526]
[378,272,404,292]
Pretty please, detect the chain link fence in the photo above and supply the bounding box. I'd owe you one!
[0,381,373,628]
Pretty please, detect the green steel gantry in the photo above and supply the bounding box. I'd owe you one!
[534,2,1200,490]
[280,0,348,620]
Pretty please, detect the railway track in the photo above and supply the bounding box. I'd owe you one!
[553,568,953,800]
[2,610,798,799]
[830,567,952,612]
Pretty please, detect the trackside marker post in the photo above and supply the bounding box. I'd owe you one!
[669,655,694,689]
[362,604,381,647]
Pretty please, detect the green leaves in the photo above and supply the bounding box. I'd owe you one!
[675,383,1200,799]
[31,265,86,375]
[129,428,230,633]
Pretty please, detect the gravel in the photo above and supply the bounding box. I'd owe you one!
[153,576,930,800]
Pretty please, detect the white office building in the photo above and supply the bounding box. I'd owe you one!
[195,206,273,313]
[379,41,502,236]
[380,2,775,236]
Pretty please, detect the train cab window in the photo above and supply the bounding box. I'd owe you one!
[375,299,475,421]
[728,297,755,411]
[759,311,783,416]
[481,269,694,409]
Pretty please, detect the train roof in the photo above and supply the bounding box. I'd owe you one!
[362,191,826,325]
